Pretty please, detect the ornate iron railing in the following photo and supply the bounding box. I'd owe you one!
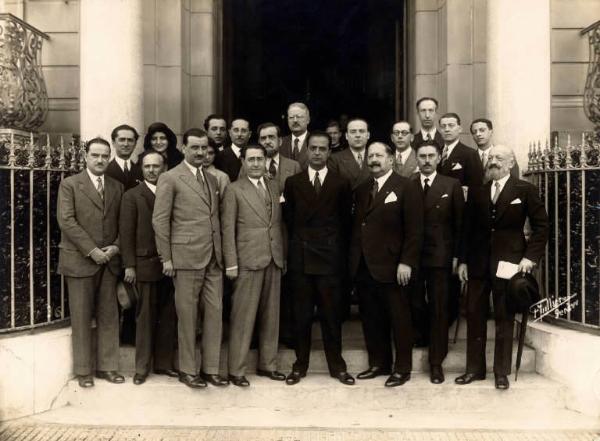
[0,130,83,333]
[524,134,600,329]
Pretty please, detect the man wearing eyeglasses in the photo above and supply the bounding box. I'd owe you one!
[390,121,418,178]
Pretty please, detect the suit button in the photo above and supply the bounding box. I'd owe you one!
[491,228,495,232]
[362,222,366,226]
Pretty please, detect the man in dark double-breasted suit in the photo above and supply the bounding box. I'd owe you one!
[411,142,464,384]
[119,150,178,385]
[328,118,371,191]
[57,137,125,388]
[283,131,355,386]
[350,142,423,387]
[456,145,548,390]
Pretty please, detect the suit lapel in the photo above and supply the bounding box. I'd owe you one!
[240,177,269,224]
[103,177,119,213]
[494,176,517,221]
[425,175,444,210]
[139,181,155,211]
[366,173,395,215]
[178,163,210,206]
[78,171,104,210]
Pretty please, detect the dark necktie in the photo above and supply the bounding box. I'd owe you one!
[269,159,277,177]
[423,177,430,195]
[426,133,432,141]
[369,179,378,206]
[124,160,129,174]
[293,138,299,160]
[314,171,322,195]
[441,145,449,165]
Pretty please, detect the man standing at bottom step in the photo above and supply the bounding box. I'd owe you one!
[456,145,548,390]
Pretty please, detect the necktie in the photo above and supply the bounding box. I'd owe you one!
[196,168,209,199]
[397,153,403,167]
[314,171,322,195]
[357,152,363,169]
[269,159,277,177]
[293,138,299,160]
[481,151,488,169]
[491,181,501,204]
[423,177,430,195]
[369,179,378,206]
[441,145,449,164]
[96,177,104,201]
[257,179,272,218]
[124,161,129,174]
[426,133,432,141]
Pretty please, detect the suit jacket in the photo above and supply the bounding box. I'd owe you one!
[152,162,223,270]
[205,165,231,197]
[283,169,352,275]
[221,177,284,271]
[349,172,423,283]
[105,158,143,190]
[238,155,301,195]
[459,176,548,279]
[214,146,242,183]
[411,173,464,268]
[413,130,444,151]
[393,149,419,178]
[328,148,371,191]
[119,182,163,282]
[280,134,309,169]
[438,141,483,189]
[57,171,123,277]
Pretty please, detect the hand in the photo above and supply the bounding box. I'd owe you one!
[162,260,175,277]
[124,267,136,284]
[452,257,458,275]
[101,245,119,259]
[458,263,468,283]
[518,258,535,274]
[396,263,412,286]
[226,267,239,280]
[89,248,109,265]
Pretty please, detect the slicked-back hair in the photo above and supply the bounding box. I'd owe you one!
[257,122,281,138]
[111,124,139,141]
[241,144,267,159]
[416,140,442,154]
[346,117,369,130]
[416,97,439,110]
[183,128,208,145]
[307,130,332,148]
[470,118,493,132]
[287,102,310,116]
[203,114,227,130]
[368,141,396,156]
[439,112,461,126]
[230,117,250,126]
[138,149,166,165]
[391,120,412,132]
[85,136,111,153]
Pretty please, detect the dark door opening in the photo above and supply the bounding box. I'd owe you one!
[222,0,405,142]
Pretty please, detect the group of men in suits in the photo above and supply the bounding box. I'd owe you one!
[57,96,548,392]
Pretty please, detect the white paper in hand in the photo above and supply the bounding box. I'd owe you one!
[496,261,519,280]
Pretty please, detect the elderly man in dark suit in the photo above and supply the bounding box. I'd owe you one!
[390,120,418,177]
[328,118,371,191]
[350,142,423,387]
[153,128,228,389]
[413,97,444,150]
[119,150,178,385]
[283,131,354,386]
[222,144,286,387]
[411,142,464,384]
[106,124,144,190]
[456,145,548,390]
[280,102,310,169]
[57,137,124,388]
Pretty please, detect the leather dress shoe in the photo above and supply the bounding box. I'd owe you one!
[430,365,445,384]
[285,370,306,385]
[96,370,125,384]
[133,373,147,385]
[178,373,207,388]
[256,369,286,381]
[495,374,509,390]
[153,368,179,378]
[454,373,486,385]
[229,375,250,387]
[357,366,390,380]
[332,371,355,385]
[384,372,411,387]
[201,372,229,387]
[77,375,94,388]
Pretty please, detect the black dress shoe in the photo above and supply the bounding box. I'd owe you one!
[357,366,390,380]
[285,370,306,385]
[133,373,147,385]
[178,373,207,388]
[495,374,509,390]
[454,372,486,385]
[384,372,411,387]
[332,371,355,385]
[96,370,125,384]
[77,375,94,388]
[430,365,445,384]
[229,375,250,387]
[153,368,179,378]
[256,369,286,381]
[201,372,229,386]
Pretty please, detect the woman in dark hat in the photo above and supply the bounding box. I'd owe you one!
[143,122,183,170]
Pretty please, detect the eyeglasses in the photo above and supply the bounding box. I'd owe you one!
[392,130,411,136]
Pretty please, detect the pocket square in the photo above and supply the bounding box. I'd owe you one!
[384,192,397,203]
[451,163,463,170]
[510,198,522,205]
[279,194,286,203]
[441,193,449,198]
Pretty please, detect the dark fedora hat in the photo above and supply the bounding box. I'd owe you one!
[507,272,540,314]
[116,280,138,310]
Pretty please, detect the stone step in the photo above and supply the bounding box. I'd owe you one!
[118,339,536,375]
[60,373,563,415]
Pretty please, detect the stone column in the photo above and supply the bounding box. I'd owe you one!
[80,0,143,152]
[486,0,551,174]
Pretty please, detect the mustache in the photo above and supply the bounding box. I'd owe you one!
[487,164,500,170]
[369,162,381,167]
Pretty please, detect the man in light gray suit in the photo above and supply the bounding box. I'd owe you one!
[222,144,286,387]
[391,121,418,177]
[153,128,229,389]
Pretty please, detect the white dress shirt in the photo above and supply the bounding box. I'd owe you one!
[145,181,157,194]
[374,169,393,191]
[86,168,104,190]
[231,144,242,158]
[350,148,366,166]
[491,173,510,200]
[114,156,131,172]
[292,132,308,150]
[397,148,412,166]
[420,171,437,189]
[308,166,328,184]
[443,139,460,158]
[420,128,438,141]
[267,153,280,172]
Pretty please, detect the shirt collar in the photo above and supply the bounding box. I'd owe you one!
[493,173,510,190]
[145,181,157,194]
[444,139,460,156]
[231,144,242,158]
[350,148,366,162]
[86,168,104,186]
[114,156,130,171]
[420,171,437,187]
[183,160,202,176]
[398,147,412,163]
[267,153,280,166]
[293,131,308,147]
[308,166,328,183]
[374,169,393,189]
[247,176,266,188]
[421,128,437,139]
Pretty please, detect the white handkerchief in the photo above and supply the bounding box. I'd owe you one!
[279,194,285,203]
[510,198,522,205]
[452,163,463,170]
[384,192,397,203]
[496,261,519,280]
[441,193,448,198]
